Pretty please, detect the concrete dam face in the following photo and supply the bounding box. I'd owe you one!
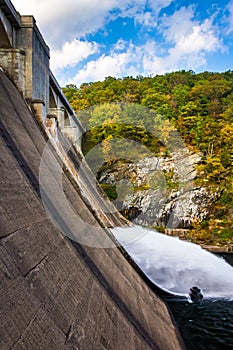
[0,1,185,349]
[0,69,185,350]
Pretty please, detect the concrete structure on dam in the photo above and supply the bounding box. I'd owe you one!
[0,0,83,146]
[0,1,185,349]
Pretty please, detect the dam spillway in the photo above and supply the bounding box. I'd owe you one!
[0,4,185,347]
[112,225,233,299]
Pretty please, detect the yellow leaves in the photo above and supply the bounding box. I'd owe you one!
[123,92,138,103]
[190,79,232,101]
[141,90,170,110]
[203,154,226,182]
[102,134,114,161]
[220,124,233,142]
[71,98,90,112]
[160,119,176,143]
[88,103,122,128]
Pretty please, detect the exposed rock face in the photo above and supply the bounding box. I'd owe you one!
[123,186,214,228]
[99,153,216,228]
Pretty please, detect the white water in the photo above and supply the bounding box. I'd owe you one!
[111,225,233,298]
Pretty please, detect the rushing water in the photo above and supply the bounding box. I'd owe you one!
[111,225,233,350]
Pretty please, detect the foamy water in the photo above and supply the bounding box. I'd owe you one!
[111,225,233,298]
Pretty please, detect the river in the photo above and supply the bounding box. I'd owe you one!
[166,253,233,350]
[111,226,233,350]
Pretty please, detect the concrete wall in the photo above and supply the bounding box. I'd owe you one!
[0,0,83,140]
[16,15,50,119]
[0,48,25,92]
[49,72,85,148]
[0,68,185,350]
[0,1,25,91]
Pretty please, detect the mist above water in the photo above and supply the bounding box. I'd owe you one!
[111,225,233,298]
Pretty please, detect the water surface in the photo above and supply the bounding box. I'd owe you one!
[111,225,233,350]
[112,225,233,298]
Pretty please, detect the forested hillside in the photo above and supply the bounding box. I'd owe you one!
[63,70,233,245]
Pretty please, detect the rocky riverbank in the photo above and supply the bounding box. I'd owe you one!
[164,228,233,252]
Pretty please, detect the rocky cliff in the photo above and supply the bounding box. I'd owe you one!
[98,152,216,229]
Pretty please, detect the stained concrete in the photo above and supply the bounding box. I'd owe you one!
[0,70,185,349]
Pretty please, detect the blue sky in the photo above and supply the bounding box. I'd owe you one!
[12,0,233,87]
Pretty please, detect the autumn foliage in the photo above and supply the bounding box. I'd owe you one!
[63,70,233,245]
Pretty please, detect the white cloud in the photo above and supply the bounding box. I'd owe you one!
[171,18,223,54]
[11,0,228,86]
[110,0,146,18]
[226,0,233,33]
[50,39,99,71]
[11,0,174,49]
[134,0,173,28]
[160,5,197,42]
[148,0,173,13]
[72,47,138,86]
[12,0,118,48]
[141,6,224,74]
[134,11,158,27]
[112,39,128,52]
[70,6,224,85]
[160,5,224,52]
[12,0,150,49]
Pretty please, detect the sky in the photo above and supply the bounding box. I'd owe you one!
[12,0,233,87]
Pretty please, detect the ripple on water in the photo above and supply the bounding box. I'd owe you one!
[167,299,233,350]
